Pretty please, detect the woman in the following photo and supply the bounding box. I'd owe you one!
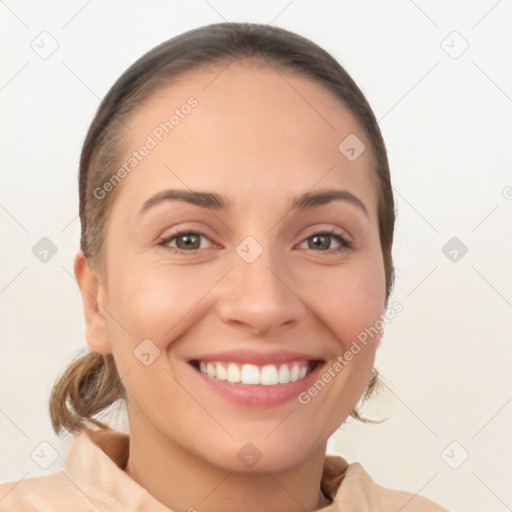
[0,22,449,511]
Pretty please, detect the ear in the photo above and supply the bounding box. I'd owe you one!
[74,250,112,355]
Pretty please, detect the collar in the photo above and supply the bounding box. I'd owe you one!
[65,426,374,511]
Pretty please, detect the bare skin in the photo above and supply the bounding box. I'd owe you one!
[74,60,386,512]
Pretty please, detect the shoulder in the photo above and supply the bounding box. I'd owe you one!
[0,471,88,511]
[0,427,122,511]
[323,456,451,511]
[0,427,167,512]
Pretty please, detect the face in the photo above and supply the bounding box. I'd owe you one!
[82,61,386,473]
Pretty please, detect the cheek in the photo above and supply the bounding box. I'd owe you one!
[293,262,385,434]
[104,266,203,407]
[111,263,220,348]
[298,259,386,352]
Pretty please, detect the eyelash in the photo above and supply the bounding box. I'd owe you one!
[157,227,352,256]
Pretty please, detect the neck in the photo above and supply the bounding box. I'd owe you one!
[124,409,332,512]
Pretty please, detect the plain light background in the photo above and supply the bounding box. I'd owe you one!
[1,1,511,511]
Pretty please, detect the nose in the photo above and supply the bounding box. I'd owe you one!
[215,246,307,336]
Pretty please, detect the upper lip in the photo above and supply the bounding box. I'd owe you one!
[188,349,324,366]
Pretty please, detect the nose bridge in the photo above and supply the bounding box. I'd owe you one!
[215,235,305,334]
[237,239,284,297]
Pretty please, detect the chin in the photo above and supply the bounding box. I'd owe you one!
[204,435,320,475]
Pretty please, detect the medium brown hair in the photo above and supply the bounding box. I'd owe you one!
[49,22,395,436]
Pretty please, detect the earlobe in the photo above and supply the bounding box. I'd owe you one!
[73,250,112,355]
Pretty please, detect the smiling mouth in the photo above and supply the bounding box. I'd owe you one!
[189,359,322,386]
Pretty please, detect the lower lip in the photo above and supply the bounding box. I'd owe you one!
[187,361,325,407]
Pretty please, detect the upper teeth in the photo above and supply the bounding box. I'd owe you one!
[198,361,310,385]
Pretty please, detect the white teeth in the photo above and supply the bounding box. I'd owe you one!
[196,360,313,385]
[278,364,290,383]
[215,362,227,381]
[260,364,279,386]
[241,364,260,384]
[226,363,240,383]
[206,362,216,378]
[290,364,300,382]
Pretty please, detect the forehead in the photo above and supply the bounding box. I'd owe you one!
[128,60,369,153]
[112,60,377,218]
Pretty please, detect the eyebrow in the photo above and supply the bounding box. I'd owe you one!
[138,188,369,218]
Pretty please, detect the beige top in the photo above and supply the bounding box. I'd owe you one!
[0,427,450,511]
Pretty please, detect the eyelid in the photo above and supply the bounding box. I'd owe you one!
[300,224,352,242]
[158,221,215,240]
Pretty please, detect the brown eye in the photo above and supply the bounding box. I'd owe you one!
[159,230,214,253]
[308,234,332,250]
[175,233,201,250]
[299,230,352,254]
